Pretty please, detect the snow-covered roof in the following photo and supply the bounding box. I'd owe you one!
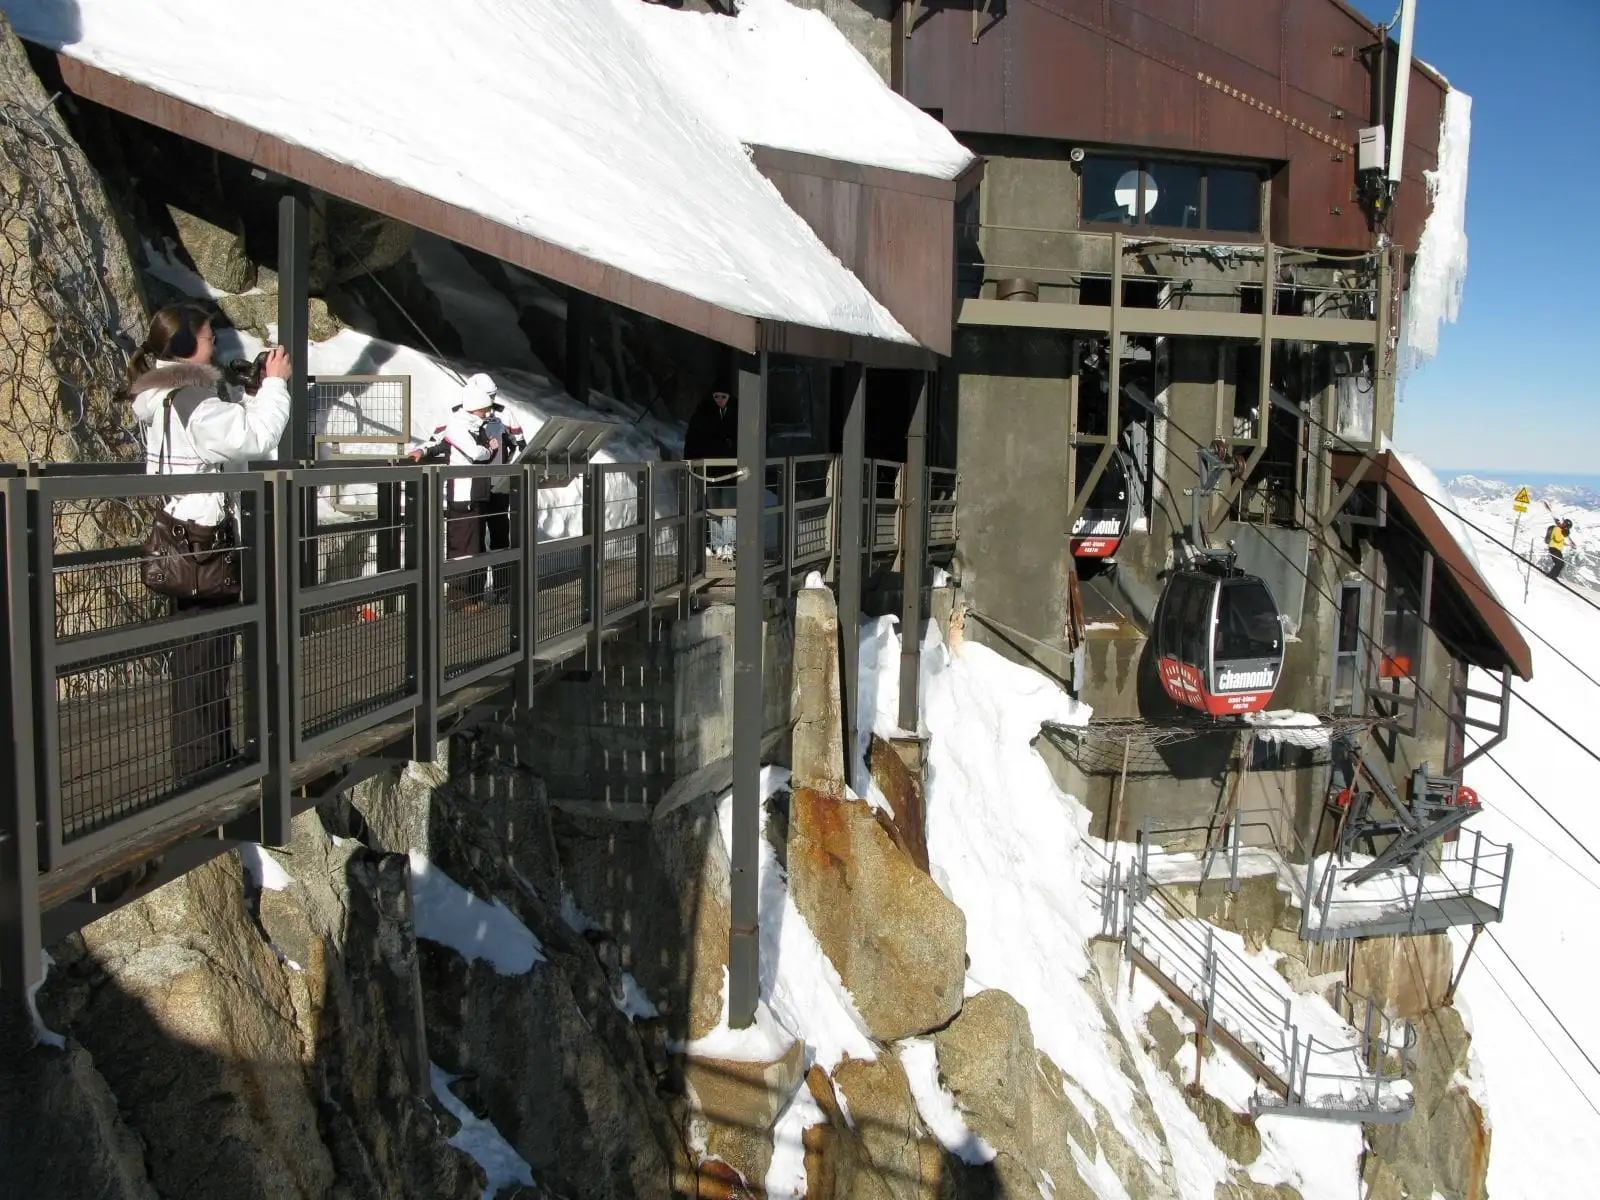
[5,0,918,349]
[618,0,976,182]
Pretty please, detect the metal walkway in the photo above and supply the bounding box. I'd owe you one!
[1,455,955,993]
[1095,847,1417,1124]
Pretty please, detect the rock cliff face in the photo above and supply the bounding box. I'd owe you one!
[4,736,701,1200]
[0,15,147,467]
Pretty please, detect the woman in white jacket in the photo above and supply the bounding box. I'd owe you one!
[125,303,290,787]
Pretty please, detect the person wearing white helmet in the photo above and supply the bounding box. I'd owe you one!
[474,374,526,601]
[409,373,502,610]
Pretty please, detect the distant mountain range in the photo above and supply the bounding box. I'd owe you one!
[1447,475,1600,514]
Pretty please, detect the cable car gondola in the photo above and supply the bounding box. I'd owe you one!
[1070,451,1132,560]
[1154,566,1284,717]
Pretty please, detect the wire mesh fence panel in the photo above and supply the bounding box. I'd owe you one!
[298,587,412,740]
[869,462,902,553]
[653,523,684,592]
[307,377,411,509]
[534,542,591,645]
[56,625,255,842]
[536,480,587,543]
[602,530,643,617]
[48,495,214,645]
[299,499,411,590]
[443,561,515,680]
[791,457,832,569]
[928,468,958,548]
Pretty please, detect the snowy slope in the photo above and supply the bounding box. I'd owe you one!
[618,0,975,180]
[1430,473,1600,1198]
[4,0,914,344]
[1448,475,1600,592]
[859,617,1369,1200]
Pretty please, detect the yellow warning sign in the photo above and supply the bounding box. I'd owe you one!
[1513,486,1531,513]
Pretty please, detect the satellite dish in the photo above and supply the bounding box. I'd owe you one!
[1114,169,1157,220]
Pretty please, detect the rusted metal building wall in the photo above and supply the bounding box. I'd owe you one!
[753,147,963,356]
[901,0,1446,252]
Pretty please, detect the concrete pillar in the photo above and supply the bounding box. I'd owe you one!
[729,349,768,1029]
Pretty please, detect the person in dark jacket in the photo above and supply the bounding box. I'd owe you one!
[683,388,737,460]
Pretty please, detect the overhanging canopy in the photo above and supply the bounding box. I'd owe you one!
[1334,451,1534,681]
[9,0,935,368]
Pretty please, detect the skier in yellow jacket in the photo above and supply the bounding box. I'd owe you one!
[1545,518,1574,580]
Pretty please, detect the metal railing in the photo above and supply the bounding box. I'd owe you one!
[959,226,1382,322]
[1301,829,1514,943]
[0,451,955,991]
[699,457,959,587]
[1123,874,1415,1123]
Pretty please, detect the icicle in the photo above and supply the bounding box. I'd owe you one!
[1400,89,1473,375]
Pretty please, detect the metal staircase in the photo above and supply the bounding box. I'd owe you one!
[1092,841,1417,1124]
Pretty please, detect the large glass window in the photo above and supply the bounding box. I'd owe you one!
[1205,167,1262,234]
[1380,577,1423,680]
[1080,154,1262,236]
[1081,156,1141,224]
[1214,580,1282,661]
[1142,161,1203,230]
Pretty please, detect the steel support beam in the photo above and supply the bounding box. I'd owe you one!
[729,350,768,1030]
[566,289,593,403]
[838,366,866,783]
[278,192,312,462]
[260,472,295,845]
[0,473,41,992]
[898,371,929,733]
[1066,234,1121,532]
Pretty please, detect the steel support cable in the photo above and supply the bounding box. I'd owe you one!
[1096,421,1600,1105]
[1279,399,1600,623]
[1152,404,1600,860]
[1467,953,1600,1120]
[1213,505,1600,871]
[1480,926,1600,1094]
[1465,928,1600,1120]
[1264,403,1600,679]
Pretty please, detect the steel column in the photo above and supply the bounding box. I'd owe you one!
[278,192,312,462]
[897,370,929,733]
[412,470,440,762]
[260,472,295,844]
[838,366,866,787]
[1065,233,1122,531]
[566,290,593,402]
[729,349,768,1029]
[0,474,41,992]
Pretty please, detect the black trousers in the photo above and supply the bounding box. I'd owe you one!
[483,491,512,598]
[171,596,236,787]
[1548,548,1566,579]
[446,500,486,602]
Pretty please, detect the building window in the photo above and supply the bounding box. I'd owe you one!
[1331,582,1365,714]
[1380,576,1423,680]
[1080,154,1262,236]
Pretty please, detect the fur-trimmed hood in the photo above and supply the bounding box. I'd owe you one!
[130,360,221,423]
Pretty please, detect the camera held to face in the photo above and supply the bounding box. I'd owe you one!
[223,349,274,395]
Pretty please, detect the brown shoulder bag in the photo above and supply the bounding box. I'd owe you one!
[141,391,241,601]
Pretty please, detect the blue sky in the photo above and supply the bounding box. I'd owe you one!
[1351,1,1599,473]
